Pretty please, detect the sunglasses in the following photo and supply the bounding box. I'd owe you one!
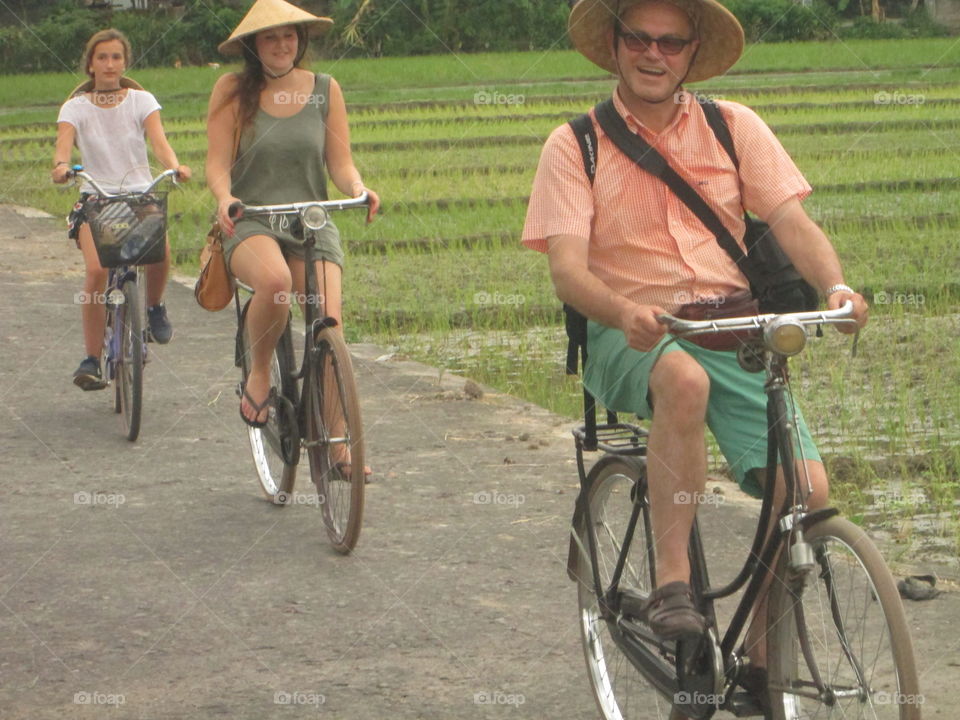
[615,26,693,56]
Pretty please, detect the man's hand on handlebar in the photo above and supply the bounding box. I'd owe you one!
[827,289,868,334]
[620,304,668,352]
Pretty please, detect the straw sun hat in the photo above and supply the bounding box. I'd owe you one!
[218,0,333,57]
[568,0,744,83]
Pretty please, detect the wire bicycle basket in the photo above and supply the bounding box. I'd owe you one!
[84,193,168,267]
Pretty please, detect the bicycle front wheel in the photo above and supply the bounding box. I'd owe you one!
[574,455,678,720]
[116,279,143,441]
[767,515,921,720]
[305,327,364,554]
[239,305,298,502]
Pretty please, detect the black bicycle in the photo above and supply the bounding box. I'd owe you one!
[568,302,920,720]
[230,195,368,553]
[67,167,177,441]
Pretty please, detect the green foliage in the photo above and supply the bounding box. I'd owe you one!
[838,16,910,38]
[0,2,244,75]
[835,11,950,40]
[328,0,570,56]
[901,8,952,37]
[723,0,839,42]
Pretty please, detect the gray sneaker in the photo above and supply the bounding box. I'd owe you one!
[147,303,173,344]
[73,356,106,391]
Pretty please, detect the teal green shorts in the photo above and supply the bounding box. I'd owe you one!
[582,321,820,498]
[223,215,344,275]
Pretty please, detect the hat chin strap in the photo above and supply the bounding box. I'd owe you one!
[264,63,295,79]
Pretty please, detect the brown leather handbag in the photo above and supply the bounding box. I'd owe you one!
[194,128,240,312]
[674,292,760,351]
[194,221,234,311]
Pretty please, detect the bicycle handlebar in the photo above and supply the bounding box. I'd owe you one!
[657,300,856,337]
[65,166,178,197]
[228,194,370,221]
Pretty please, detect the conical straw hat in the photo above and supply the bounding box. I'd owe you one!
[568,0,744,83]
[218,0,333,57]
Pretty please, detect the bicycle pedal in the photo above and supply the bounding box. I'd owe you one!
[723,690,767,717]
[619,588,649,619]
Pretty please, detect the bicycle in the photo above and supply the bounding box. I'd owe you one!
[229,195,369,554]
[66,166,177,441]
[567,301,921,720]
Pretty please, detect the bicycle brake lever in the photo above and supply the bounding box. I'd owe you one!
[851,329,860,358]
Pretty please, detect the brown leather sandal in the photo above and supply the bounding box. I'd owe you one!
[644,581,706,640]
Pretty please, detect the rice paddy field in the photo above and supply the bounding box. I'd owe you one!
[1,38,957,556]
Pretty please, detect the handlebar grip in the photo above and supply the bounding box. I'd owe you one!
[227,202,243,221]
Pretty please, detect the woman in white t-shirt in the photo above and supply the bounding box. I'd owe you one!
[51,28,191,390]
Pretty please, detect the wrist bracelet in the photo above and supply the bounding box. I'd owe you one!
[54,161,69,168]
[825,283,854,297]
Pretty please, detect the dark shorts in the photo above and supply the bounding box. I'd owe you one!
[67,193,92,246]
[582,321,821,497]
[223,215,344,275]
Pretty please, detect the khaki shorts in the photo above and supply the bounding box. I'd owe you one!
[223,215,344,274]
[582,321,821,498]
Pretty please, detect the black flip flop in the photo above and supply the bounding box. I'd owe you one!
[239,385,275,429]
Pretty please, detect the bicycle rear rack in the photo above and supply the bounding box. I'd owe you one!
[573,422,648,456]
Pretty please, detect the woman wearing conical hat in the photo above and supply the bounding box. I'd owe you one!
[206,0,380,451]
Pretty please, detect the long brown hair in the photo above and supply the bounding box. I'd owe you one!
[230,24,310,132]
[81,28,133,79]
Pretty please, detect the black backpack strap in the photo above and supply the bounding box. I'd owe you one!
[568,112,598,186]
[563,303,587,375]
[562,112,598,376]
[593,98,764,290]
[698,96,739,171]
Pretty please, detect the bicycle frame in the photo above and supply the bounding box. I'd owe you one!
[574,302,858,716]
[65,166,175,406]
[103,265,144,381]
[231,194,369,381]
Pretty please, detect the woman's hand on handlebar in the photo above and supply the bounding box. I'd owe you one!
[357,186,380,223]
[217,195,243,235]
[175,164,192,183]
[51,164,72,184]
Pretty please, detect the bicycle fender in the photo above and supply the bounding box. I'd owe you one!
[798,507,840,530]
[566,454,647,582]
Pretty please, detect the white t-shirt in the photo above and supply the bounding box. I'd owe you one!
[57,89,162,194]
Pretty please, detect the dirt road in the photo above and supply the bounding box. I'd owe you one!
[1,205,955,719]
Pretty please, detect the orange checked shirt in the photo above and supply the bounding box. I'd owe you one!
[522,90,811,313]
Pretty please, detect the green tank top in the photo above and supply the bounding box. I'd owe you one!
[231,73,332,205]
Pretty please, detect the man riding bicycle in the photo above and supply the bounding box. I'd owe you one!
[522,0,868,704]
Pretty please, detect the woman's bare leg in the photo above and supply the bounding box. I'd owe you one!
[77,224,108,358]
[230,235,292,424]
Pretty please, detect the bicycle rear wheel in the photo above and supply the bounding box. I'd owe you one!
[574,455,678,720]
[238,303,298,502]
[766,515,921,720]
[116,278,143,441]
[305,326,364,553]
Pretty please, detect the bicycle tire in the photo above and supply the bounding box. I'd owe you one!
[574,455,679,720]
[106,306,121,414]
[766,515,921,720]
[116,279,143,441]
[305,326,364,553]
[239,305,297,502]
